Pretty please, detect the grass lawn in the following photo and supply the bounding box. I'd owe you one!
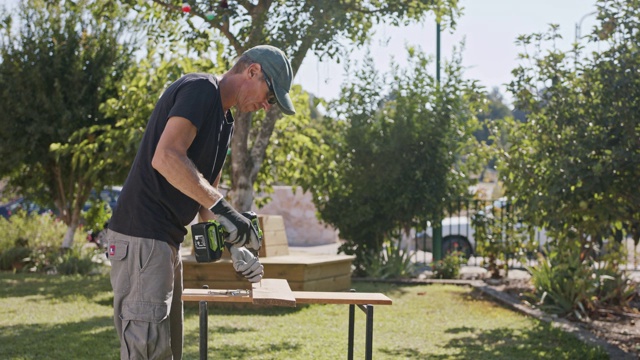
[0,272,608,360]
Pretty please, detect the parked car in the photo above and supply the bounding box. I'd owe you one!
[415,198,549,258]
[84,186,122,212]
[1,186,123,220]
[0,197,55,219]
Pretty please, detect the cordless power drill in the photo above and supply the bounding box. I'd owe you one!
[191,211,263,263]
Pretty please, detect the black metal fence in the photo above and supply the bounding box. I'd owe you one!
[413,198,549,269]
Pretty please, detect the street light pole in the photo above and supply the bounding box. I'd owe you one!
[433,21,443,263]
[575,11,597,43]
[436,22,441,85]
[574,11,597,67]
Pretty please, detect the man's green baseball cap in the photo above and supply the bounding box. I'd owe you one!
[244,45,296,115]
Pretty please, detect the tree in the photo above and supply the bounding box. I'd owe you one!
[308,48,483,275]
[142,0,462,211]
[474,87,511,145]
[0,0,135,248]
[500,0,640,246]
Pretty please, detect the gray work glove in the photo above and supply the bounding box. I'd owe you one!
[210,199,260,250]
[229,246,264,283]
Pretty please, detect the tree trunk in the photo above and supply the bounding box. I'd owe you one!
[57,176,89,250]
[230,107,282,211]
[227,39,311,211]
[61,220,80,249]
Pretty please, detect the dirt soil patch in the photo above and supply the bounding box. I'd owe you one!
[498,278,640,357]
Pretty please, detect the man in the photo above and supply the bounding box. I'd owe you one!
[106,45,296,359]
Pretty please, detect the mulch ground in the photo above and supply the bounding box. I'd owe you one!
[497,278,640,357]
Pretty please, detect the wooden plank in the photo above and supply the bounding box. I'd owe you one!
[252,279,296,307]
[182,254,354,292]
[301,261,353,281]
[183,288,391,306]
[219,220,289,258]
[292,291,392,305]
[184,253,354,265]
[261,229,288,242]
[259,220,289,257]
[258,215,286,231]
[183,261,244,282]
[260,241,289,257]
[260,254,355,265]
[263,264,305,281]
[297,274,352,292]
[262,260,351,282]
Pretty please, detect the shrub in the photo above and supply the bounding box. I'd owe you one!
[472,205,530,279]
[432,251,464,279]
[528,243,595,319]
[593,242,637,309]
[57,245,105,275]
[528,236,636,320]
[0,210,66,251]
[83,199,111,235]
[363,240,415,279]
[0,245,31,271]
[0,210,94,274]
[26,244,62,273]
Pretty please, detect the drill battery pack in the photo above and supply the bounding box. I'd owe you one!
[191,221,225,263]
[191,211,263,263]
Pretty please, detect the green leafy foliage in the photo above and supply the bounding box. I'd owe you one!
[253,86,332,205]
[492,0,640,316]
[528,237,636,320]
[432,251,464,279]
[363,239,416,279]
[0,245,31,271]
[0,211,90,273]
[0,211,66,254]
[472,203,533,279]
[57,245,105,275]
[83,199,112,235]
[145,0,461,63]
[0,0,136,247]
[498,0,640,245]
[310,48,483,275]
[474,87,513,145]
[528,240,598,320]
[594,242,638,309]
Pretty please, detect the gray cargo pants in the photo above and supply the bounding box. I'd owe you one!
[107,229,183,360]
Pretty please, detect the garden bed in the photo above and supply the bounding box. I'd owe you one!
[491,278,640,358]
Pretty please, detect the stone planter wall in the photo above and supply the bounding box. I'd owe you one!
[256,186,339,246]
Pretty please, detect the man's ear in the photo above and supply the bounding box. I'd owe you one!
[247,63,262,79]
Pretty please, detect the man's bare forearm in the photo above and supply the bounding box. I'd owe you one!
[152,146,223,210]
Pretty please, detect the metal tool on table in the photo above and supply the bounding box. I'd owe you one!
[191,211,263,263]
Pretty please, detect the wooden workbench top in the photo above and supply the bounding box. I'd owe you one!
[182,279,392,307]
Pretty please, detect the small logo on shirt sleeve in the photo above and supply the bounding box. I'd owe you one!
[109,245,116,257]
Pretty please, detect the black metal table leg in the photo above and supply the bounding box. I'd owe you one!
[363,305,374,360]
[348,304,355,360]
[347,288,376,360]
[199,300,208,360]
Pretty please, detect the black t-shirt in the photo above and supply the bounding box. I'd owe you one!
[109,73,234,248]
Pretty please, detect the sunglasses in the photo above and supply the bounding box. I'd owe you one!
[262,70,277,105]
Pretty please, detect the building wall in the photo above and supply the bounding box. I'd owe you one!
[256,186,339,246]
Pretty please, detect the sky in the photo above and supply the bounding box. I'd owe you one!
[294,0,599,104]
[3,0,600,104]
